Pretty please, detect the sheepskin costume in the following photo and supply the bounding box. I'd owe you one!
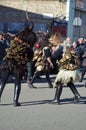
[53,69,82,87]
[53,50,82,87]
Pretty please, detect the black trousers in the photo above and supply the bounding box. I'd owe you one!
[31,65,53,87]
[0,68,22,104]
[54,82,81,101]
[80,66,86,81]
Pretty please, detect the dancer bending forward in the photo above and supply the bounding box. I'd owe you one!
[52,49,82,104]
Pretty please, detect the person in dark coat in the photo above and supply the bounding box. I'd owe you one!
[51,45,63,74]
[80,51,86,87]
[76,38,85,66]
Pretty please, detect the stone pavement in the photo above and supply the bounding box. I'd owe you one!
[0,75,86,130]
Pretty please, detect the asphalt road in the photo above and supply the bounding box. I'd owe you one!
[0,75,86,130]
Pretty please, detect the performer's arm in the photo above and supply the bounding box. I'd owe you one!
[47,57,54,69]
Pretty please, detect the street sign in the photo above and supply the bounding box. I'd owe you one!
[73,17,82,26]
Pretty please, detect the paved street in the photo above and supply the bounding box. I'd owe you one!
[0,75,86,130]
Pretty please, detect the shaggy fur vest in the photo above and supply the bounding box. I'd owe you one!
[53,50,82,87]
[33,47,50,72]
[1,39,33,74]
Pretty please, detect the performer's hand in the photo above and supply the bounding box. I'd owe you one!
[50,62,54,69]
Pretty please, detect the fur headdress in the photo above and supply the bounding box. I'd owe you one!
[49,32,62,46]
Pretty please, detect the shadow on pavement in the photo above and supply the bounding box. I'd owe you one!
[0,103,13,106]
[20,96,86,106]
[0,97,86,106]
[49,96,86,105]
[0,100,51,106]
[21,100,51,106]
[0,97,86,107]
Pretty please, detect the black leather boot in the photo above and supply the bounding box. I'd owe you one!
[52,84,62,104]
[68,82,81,103]
[45,71,53,88]
[0,82,6,102]
[73,96,81,103]
[48,83,53,88]
[56,85,62,104]
[30,72,38,88]
[0,69,10,102]
[29,83,37,89]
[14,85,21,107]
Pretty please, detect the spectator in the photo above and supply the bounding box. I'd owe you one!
[80,51,86,87]
[0,34,9,65]
[63,37,71,53]
[76,38,85,66]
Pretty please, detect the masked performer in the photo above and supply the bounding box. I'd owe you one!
[52,47,82,104]
[29,32,62,88]
[29,44,54,88]
[0,35,35,107]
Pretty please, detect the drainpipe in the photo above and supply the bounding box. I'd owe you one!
[67,0,75,41]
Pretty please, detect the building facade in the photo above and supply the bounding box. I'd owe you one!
[0,0,86,40]
[67,0,86,41]
[0,0,66,36]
